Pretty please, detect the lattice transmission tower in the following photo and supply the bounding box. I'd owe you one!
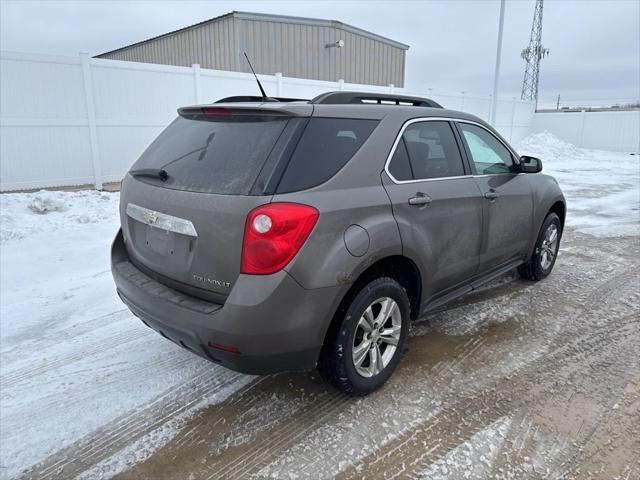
[521,0,549,102]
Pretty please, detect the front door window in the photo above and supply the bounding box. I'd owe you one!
[458,123,516,175]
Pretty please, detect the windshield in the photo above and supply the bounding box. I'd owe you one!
[131,115,289,195]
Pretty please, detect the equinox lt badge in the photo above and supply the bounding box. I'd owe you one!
[193,274,231,288]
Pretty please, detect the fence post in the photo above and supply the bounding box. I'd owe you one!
[192,64,202,103]
[637,110,640,154]
[275,72,282,97]
[338,79,345,91]
[80,52,102,190]
[578,109,587,147]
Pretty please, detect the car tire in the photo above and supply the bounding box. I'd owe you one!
[318,277,410,396]
[518,212,562,281]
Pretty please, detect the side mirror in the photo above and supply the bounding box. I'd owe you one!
[520,155,543,173]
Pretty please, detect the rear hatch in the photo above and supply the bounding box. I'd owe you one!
[120,104,311,302]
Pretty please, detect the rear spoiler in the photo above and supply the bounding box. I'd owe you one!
[178,103,313,118]
[215,95,309,103]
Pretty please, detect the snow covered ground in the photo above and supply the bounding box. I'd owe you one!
[0,133,638,478]
[517,132,640,236]
[0,192,254,479]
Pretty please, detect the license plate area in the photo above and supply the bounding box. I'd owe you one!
[127,215,196,274]
[146,225,173,255]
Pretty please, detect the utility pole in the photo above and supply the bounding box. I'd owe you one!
[490,0,506,125]
[556,94,560,110]
[521,0,549,105]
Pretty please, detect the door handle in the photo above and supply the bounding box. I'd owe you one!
[484,190,499,200]
[408,193,432,206]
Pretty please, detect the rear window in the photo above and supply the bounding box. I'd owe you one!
[275,118,378,193]
[131,116,289,195]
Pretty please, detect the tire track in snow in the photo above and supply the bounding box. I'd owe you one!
[208,393,350,480]
[1,311,143,387]
[339,285,639,479]
[256,249,639,479]
[0,308,130,368]
[21,367,249,480]
[112,373,353,480]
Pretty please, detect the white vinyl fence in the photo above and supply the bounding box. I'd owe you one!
[0,50,536,191]
[532,110,640,153]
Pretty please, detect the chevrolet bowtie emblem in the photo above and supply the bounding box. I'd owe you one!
[143,211,158,224]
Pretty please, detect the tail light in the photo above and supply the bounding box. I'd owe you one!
[202,107,231,116]
[241,203,319,275]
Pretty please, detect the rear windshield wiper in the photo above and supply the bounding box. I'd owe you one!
[129,168,169,182]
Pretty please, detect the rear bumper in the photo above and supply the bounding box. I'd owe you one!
[111,230,343,374]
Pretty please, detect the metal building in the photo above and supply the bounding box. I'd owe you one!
[96,11,408,87]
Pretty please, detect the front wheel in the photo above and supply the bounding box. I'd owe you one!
[318,277,410,395]
[518,212,562,281]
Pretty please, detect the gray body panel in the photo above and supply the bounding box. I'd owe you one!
[112,99,565,374]
[472,173,534,272]
[381,172,484,306]
[120,173,269,302]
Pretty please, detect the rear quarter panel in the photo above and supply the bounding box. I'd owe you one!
[275,113,405,290]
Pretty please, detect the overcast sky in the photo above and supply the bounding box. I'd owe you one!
[1,0,638,107]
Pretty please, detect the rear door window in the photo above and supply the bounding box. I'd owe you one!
[276,118,378,193]
[387,121,465,181]
[131,115,289,195]
[388,139,413,181]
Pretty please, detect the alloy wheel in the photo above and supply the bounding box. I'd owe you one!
[352,297,402,378]
[540,223,559,270]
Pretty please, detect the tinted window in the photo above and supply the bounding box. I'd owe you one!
[458,123,515,174]
[276,118,378,193]
[131,116,289,195]
[388,121,465,180]
[388,139,413,181]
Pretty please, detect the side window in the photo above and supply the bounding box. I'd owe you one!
[276,118,378,193]
[387,121,465,181]
[388,139,413,181]
[458,123,515,175]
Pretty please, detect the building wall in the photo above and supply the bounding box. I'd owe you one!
[100,16,239,72]
[97,14,406,87]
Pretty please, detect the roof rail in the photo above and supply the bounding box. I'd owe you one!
[310,91,443,108]
[215,95,309,103]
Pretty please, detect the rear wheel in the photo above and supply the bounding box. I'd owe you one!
[318,277,410,395]
[518,212,561,281]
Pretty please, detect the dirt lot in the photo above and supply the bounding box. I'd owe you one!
[23,229,639,479]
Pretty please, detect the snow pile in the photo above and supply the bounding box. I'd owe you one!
[27,190,68,214]
[517,132,639,236]
[0,189,120,243]
[517,131,581,161]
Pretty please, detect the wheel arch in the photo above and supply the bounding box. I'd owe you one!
[321,255,422,350]
[548,200,566,230]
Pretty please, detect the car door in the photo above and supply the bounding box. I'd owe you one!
[382,119,484,306]
[455,121,534,274]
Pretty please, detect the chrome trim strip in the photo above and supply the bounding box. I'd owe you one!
[383,117,520,185]
[126,203,198,237]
